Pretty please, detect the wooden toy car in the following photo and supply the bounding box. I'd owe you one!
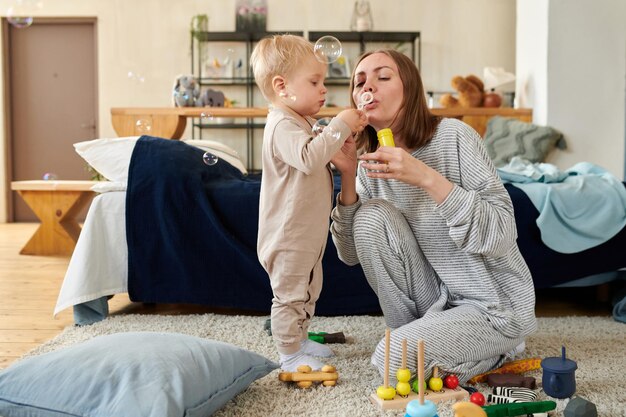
[278,364,338,388]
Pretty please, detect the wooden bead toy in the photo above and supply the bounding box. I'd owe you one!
[444,374,459,389]
[376,329,397,400]
[371,334,467,411]
[278,364,338,388]
[396,339,412,397]
[469,392,485,406]
[428,366,443,392]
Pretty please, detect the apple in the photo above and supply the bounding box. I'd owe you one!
[444,374,459,389]
[469,392,486,406]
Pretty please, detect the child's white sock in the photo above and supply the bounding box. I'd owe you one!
[279,350,324,372]
[301,339,335,358]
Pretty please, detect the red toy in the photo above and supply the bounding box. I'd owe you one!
[469,392,486,406]
[444,374,459,389]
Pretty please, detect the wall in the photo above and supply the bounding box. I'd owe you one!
[517,0,626,178]
[0,0,517,221]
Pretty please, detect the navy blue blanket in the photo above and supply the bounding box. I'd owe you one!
[126,137,378,314]
[126,137,626,314]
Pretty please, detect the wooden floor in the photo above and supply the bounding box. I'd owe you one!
[0,223,615,369]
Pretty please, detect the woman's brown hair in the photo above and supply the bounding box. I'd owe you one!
[349,49,441,153]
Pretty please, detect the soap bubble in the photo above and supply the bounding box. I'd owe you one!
[312,117,341,140]
[314,36,342,64]
[135,119,152,133]
[42,172,58,181]
[203,152,219,166]
[7,13,33,29]
[6,0,41,29]
[279,91,297,102]
[127,70,146,84]
[358,91,374,110]
[200,112,214,123]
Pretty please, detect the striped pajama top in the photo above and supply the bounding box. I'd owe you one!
[331,118,537,339]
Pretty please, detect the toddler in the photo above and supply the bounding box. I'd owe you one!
[251,34,367,371]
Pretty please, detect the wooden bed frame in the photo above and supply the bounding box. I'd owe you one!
[110,107,533,139]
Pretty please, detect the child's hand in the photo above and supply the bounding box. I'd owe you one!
[336,109,368,136]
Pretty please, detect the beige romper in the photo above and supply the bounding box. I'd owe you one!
[258,107,351,355]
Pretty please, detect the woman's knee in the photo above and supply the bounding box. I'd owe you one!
[353,199,401,238]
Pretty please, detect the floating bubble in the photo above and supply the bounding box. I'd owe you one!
[203,152,219,166]
[135,119,152,133]
[200,112,214,122]
[279,91,297,102]
[127,70,145,84]
[7,13,33,28]
[6,0,41,29]
[42,172,58,181]
[312,117,341,140]
[358,91,374,110]
[314,36,342,64]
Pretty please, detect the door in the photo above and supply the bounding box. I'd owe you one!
[6,19,98,221]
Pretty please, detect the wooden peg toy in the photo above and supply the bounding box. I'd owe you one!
[376,329,397,400]
[370,334,468,411]
[428,366,443,392]
[278,364,338,388]
[396,339,412,397]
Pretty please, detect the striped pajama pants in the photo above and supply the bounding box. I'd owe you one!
[353,199,525,384]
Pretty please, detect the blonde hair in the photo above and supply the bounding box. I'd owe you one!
[250,34,318,101]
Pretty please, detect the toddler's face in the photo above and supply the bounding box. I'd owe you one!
[282,56,328,116]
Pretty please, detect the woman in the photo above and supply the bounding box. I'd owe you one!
[330,50,537,384]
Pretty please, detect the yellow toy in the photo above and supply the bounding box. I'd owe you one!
[376,329,397,400]
[278,364,338,388]
[370,331,469,410]
[396,339,412,397]
[453,402,488,417]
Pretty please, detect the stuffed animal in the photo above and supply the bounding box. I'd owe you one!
[439,75,485,108]
[172,74,201,107]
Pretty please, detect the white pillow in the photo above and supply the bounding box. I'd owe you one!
[182,139,248,175]
[74,137,140,182]
[74,137,247,182]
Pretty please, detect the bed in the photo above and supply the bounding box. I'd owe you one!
[55,132,626,325]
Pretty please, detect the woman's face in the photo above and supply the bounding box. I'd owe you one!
[352,52,404,131]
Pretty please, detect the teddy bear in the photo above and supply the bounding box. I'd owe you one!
[439,74,485,108]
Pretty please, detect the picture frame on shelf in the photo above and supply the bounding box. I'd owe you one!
[235,0,267,32]
[328,55,350,79]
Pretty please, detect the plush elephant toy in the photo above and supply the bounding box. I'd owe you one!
[172,74,226,108]
[172,74,201,107]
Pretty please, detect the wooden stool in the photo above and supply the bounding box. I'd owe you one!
[11,180,99,256]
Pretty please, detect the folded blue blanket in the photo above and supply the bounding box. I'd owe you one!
[498,157,626,253]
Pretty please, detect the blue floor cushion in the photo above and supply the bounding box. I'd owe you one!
[0,332,278,417]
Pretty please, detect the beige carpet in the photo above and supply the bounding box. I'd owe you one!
[25,314,626,417]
